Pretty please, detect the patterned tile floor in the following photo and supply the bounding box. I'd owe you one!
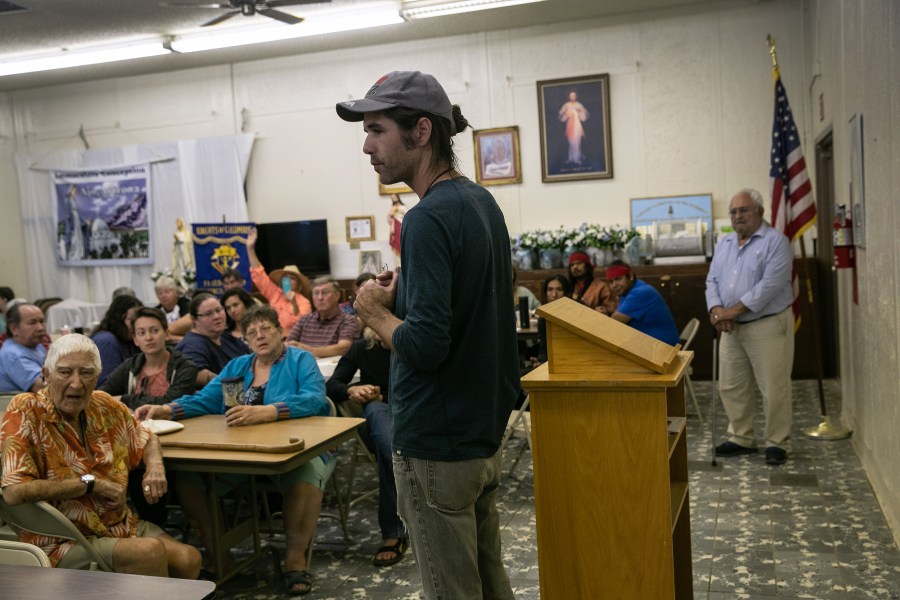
[205,380,899,599]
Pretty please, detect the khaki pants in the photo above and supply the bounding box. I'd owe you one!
[718,307,794,448]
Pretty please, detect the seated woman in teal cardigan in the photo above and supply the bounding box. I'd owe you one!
[135,304,330,596]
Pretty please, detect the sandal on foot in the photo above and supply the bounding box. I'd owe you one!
[373,537,408,567]
[284,569,313,596]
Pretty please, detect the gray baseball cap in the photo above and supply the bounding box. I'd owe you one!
[336,71,456,134]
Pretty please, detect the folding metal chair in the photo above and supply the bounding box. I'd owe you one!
[679,318,705,421]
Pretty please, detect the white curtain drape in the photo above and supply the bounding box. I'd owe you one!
[15,134,254,304]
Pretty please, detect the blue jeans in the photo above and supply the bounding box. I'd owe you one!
[361,400,405,540]
[393,447,514,600]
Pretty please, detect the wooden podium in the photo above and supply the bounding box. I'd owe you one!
[520,298,693,599]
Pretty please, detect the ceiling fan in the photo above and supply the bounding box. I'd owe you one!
[161,0,332,27]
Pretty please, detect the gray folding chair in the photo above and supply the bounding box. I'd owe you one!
[501,394,532,476]
[679,318,704,421]
[0,494,114,571]
[0,539,52,567]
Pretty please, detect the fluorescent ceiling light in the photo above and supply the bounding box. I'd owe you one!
[401,0,547,20]
[0,39,170,77]
[170,5,404,54]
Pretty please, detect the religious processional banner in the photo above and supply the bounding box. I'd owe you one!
[192,223,252,295]
[52,164,153,266]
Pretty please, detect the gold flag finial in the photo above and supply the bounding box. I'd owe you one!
[767,34,779,71]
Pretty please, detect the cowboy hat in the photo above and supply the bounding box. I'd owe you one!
[269,265,304,285]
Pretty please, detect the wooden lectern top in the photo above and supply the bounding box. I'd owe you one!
[536,297,683,376]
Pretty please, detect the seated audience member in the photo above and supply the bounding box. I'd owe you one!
[220,268,246,291]
[91,294,144,385]
[535,275,573,364]
[221,288,256,341]
[606,260,680,346]
[101,307,199,410]
[175,293,250,388]
[100,307,198,527]
[568,251,617,314]
[326,327,407,567]
[111,286,137,300]
[136,305,332,594]
[0,304,47,393]
[286,277,359,358]
[154,276,190,324]
[339,272,376,316]
[0,334,201,578]
[246,227,311,330]
[512,265,541,311]
[154,276,192,342]
[0,286,17,336]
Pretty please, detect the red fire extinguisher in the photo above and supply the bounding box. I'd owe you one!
[833,204,854,269]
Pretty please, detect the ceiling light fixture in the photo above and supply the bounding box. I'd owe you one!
[169,4,404,54]
[401,0,547,20]
[0,39,171,78]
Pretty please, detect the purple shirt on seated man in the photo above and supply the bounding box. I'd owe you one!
[286,277,359,358]
[0,304,47,393]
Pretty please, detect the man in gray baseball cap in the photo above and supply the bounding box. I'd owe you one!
[337,72,518,600]
[336,70,457,134]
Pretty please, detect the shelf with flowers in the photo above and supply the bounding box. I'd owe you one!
[510,223,641,270]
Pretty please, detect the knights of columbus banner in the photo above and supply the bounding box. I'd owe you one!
[53,164,152,266]
[192,223,253,295]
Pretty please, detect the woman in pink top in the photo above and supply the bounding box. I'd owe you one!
[246,227,311,330]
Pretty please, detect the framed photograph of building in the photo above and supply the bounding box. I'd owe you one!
[537,73,612,183]
[473,126,522,186]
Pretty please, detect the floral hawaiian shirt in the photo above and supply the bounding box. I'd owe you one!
[0,390,150,566]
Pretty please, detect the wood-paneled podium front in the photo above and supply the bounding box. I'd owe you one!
[520,297,693,599]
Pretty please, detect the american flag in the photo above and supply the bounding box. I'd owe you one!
[769,70,815,329]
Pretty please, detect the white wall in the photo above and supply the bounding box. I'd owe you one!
[0,0,805,295]
[806,0,900,543]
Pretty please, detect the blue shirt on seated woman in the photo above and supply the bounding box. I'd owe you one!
[134,305,330,595]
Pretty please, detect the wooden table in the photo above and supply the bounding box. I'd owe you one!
[0,563,216,599]
[159,414,363,583]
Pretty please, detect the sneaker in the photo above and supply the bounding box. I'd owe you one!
[714,441,758,457]
[765,446,788,465]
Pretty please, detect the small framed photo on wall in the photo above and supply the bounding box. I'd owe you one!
[346,215,375,243]
[537,73,613,183]
[473,126,522,186]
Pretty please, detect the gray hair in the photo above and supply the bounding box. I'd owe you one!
[154,276,182,294]
[734,188,765,211]
[312,276,341,292]
[45,333,101,374]
[111,286,136,300]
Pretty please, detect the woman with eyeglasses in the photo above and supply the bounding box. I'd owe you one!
[136,305,332,594]
[174,293,250,388]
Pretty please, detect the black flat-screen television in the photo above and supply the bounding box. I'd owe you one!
[254,219,331,277]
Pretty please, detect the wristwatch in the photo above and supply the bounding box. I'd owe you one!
[80,473,95,495]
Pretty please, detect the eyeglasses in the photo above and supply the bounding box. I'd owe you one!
[245,324,277,339]
[729,206,756,216]
[197,306,224,319]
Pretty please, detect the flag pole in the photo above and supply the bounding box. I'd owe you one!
[767,34,850,440]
